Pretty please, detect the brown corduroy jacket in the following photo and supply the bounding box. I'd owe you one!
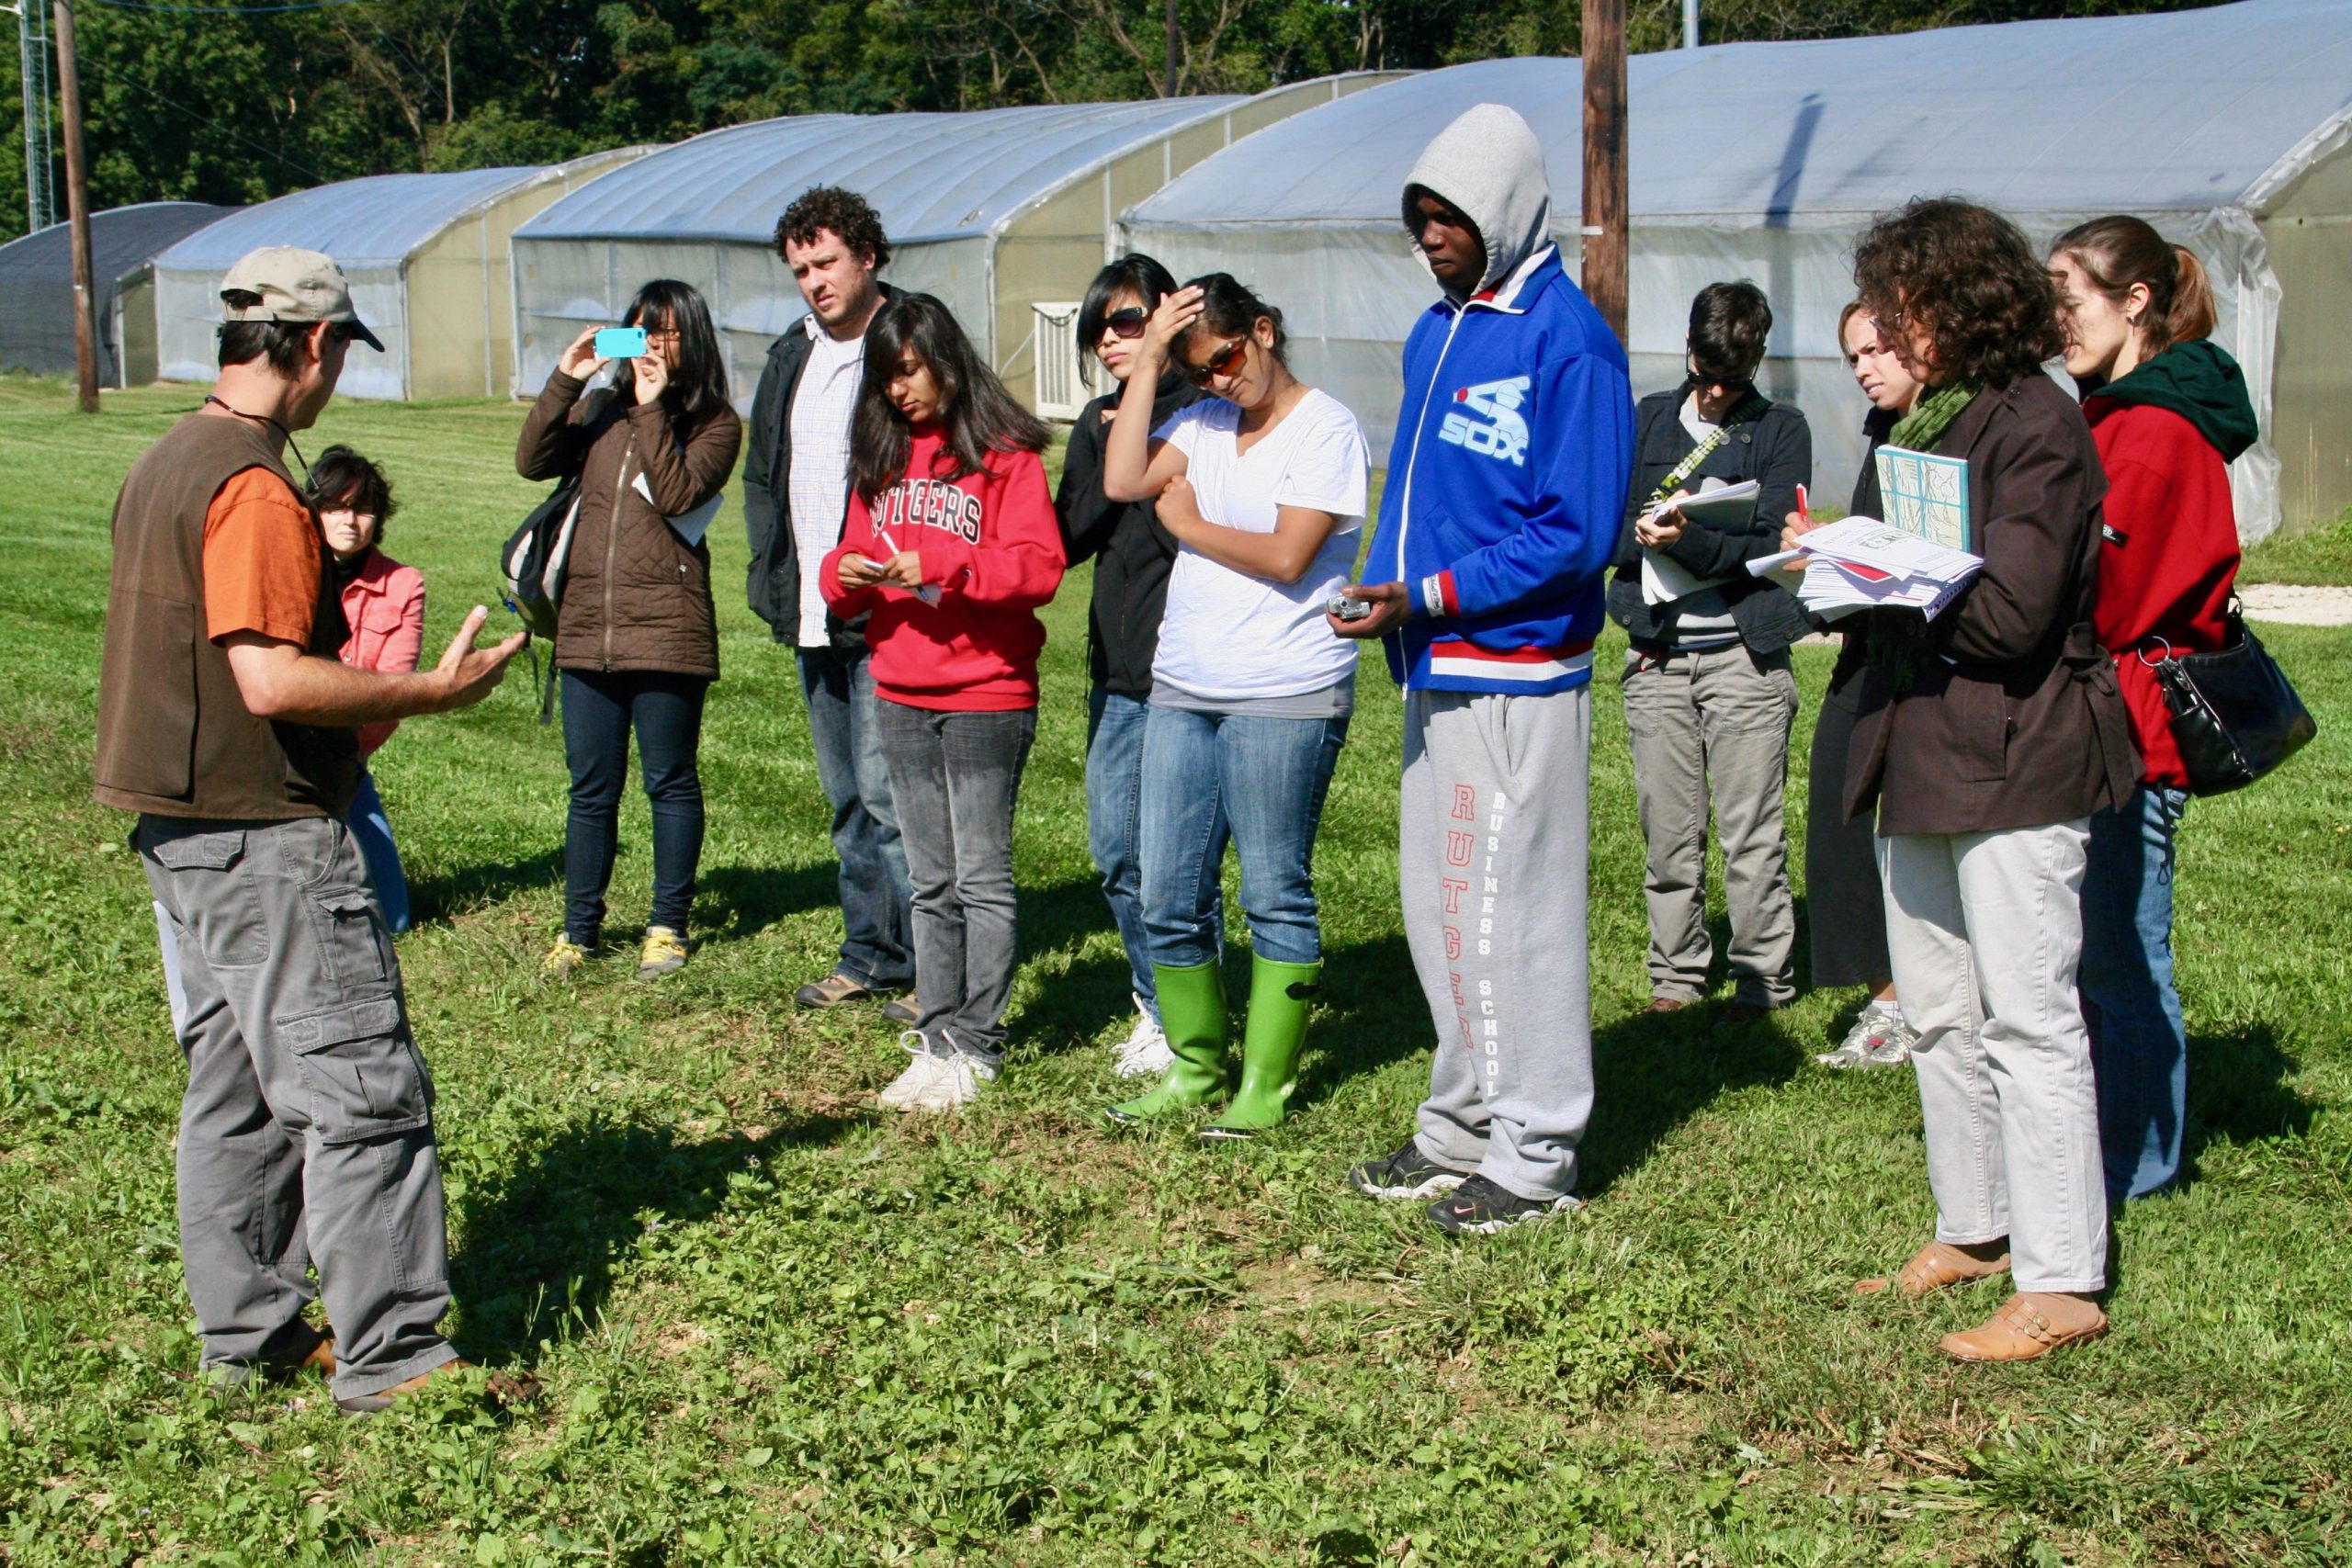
[517,369,741,681]
[1844,374,2140,837]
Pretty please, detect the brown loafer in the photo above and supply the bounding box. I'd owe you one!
[336,1358,543,1416]
[1855,1240,2011,1297]
[1939,1292,2107,1362]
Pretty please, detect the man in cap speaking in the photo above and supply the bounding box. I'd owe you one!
[93,246,530,1413]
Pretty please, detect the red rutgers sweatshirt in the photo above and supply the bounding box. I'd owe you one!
[820,427,1066,710]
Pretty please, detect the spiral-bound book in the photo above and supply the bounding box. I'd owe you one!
[1872,446,1973,552]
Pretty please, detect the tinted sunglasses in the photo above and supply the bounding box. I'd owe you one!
[1101,307,1149,340]
[1186,337,1250,388]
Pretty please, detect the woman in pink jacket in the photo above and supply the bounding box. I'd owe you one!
[312,446,425,933]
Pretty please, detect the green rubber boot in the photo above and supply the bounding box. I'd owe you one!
[1201,956,1319,1141]
[1106,961,1227,1124]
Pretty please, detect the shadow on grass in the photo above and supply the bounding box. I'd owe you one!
[695,862,869,944]
[1578,1001,1806,1198]
[2181,1021,2312,1185]
[409,845,564,924]
[451,1108,857,1362]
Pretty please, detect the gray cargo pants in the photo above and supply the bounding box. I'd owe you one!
[1403,688,1595,1202]
[1621,644,1799,1007]
[139,813,459,1401]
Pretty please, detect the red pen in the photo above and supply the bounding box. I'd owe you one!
[1795,483,1811,527]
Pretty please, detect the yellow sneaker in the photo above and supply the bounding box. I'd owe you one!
[540,935,593,980]
[637,926,688,979]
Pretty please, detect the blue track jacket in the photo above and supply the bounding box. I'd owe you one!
[1368,245,1634,694]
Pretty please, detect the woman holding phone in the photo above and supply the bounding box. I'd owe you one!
[1098,274,1369,1140]
[518,280,741,980]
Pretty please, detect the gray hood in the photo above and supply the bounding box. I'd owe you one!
[1400,103,1555,293]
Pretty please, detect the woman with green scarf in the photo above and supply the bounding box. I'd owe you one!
[1838,199,2140,1364]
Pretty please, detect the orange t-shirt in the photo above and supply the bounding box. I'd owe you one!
[202,467,321,646]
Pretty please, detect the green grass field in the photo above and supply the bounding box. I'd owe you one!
[2,373,2346,1566]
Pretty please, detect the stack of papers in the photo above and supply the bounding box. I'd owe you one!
[1638,479,1761,606]
[1748,515,1983,622]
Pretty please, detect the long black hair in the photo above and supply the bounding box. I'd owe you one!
[851,293,1046,503]
[624,278,729,425]
[307,445,396,542]
[1077,254,1181,386]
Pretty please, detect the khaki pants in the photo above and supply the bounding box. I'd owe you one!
[1622,645,1798,1007]
[140,814,459,1400]
[1878,822,2109,1293]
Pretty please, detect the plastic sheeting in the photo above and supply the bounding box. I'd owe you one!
[510,98,1247,403]
[1126,0,2352,539]
[0,203,232,382]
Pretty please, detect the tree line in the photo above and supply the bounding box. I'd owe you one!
[3,0,2211,245]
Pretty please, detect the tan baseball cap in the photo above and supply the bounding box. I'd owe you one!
[219,246,385,351]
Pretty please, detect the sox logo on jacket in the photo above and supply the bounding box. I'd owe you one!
[1440,376,1532,467]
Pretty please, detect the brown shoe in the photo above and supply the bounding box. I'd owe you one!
[1855,1240,2012,1297]
[1645,998,1690,1014]
[795,969,876,1008]
[336,1358,543,1416]
[1713,1001,1775,1032]
[266,1328,335,1381]
[1939,1292,2107,1362]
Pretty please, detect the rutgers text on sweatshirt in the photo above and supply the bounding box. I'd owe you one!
[1366,102,1635,695]
[820,428,1066,710]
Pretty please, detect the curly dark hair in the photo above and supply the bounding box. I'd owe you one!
[307,446,395,539]
[1851,197,2062,389]
[775,186,891,270]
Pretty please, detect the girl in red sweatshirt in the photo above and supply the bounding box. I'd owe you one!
[2050,216,2255,1207]
[822,292,1065,1112]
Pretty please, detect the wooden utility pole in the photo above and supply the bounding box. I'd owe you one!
[1163,0,1177,96]
[1581,0,1628,344]
[53,0,96,412]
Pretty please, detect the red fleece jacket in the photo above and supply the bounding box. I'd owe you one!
[821,429,1065,710]
[2083,397,2242,787]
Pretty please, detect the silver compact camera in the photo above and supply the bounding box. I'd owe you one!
[1327,593,1374,622]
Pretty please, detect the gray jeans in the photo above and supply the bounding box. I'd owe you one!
[1879,822,2109,1293]
[139,814,459,1400]
[876,702,1036,1062]
[1621,645,1798,1007]
[1404,688,1594,1203]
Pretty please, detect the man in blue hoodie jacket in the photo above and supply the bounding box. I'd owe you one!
[1334,104,1634,1234]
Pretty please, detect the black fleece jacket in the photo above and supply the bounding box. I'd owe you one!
[1606,386,1813,656]
[1055,378,1200,695]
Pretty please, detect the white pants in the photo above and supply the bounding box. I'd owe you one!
[1878,821,2109,1293]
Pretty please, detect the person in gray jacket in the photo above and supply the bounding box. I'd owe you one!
[742,187,917,1019]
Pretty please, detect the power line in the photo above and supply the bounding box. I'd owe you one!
[77,55,333,184]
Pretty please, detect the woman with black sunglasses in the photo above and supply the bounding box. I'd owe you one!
[1055,256,1202,1080]
[1096,274,1370,1140]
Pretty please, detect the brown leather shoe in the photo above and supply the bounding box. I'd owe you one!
[1645,998,1690,1014]
[266,1329,335,1381]
[1855,1240,2012,1297]
[795,969,876,1008]
[1939,1292,2107,1362]
[336,1358,544,1416]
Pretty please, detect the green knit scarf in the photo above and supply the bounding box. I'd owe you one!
[1868,380,1981,691]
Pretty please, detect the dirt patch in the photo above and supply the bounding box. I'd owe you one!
[2241,583,2352,626]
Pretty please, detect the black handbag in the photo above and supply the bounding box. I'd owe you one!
[2143,604,2316,795]
[498,477,581,724]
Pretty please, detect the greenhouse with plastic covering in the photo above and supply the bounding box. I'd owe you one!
[0,202,234,388]
[1124,0,2352,538]
[151,149,650,401]
[508,75,1404,414]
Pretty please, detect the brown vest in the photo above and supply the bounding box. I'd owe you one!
[93,413,361,820]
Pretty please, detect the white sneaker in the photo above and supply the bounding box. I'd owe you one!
[878,1032,946,1110]
[906,1044,998,1112]
[1112,998,1172,1078]
[1816,1007,1917,1069]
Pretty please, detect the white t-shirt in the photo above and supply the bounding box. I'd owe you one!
[1149,389,1369,703]
[786,321,866,646]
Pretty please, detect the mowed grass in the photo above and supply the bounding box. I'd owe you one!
[1,370,2347,1567]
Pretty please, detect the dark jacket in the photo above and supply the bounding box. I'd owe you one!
[741,283,899,649]
[517,369,741,681]
[1606,387,1812,655]
[1055,378,1199,695]
[1843,374,2140,836]
[1826,404,1901,696]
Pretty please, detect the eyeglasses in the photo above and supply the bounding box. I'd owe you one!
[1102,307,1148,341]
[1186,337,1250,388]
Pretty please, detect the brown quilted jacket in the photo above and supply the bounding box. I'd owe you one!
[517,369,742,680]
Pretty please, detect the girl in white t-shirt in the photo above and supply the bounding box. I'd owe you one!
[1097,273,1370,1140]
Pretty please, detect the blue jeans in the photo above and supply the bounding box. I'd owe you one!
[560,669,707,943]
[344,772,411,935]
[1137,705,1347,970]
[797,645,914,988]
[1086,688,1177,1016]
[2081,784,2190,1205]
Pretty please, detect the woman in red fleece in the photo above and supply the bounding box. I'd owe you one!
[822,293,1065,1112]
[2050,215,2255,1206]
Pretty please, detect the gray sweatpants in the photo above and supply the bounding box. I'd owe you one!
[1621,645,1798,1007]
[1403,688,1595,1202]
[139,814,459,1401]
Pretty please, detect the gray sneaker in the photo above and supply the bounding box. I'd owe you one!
[1816,1009,1917,1069]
